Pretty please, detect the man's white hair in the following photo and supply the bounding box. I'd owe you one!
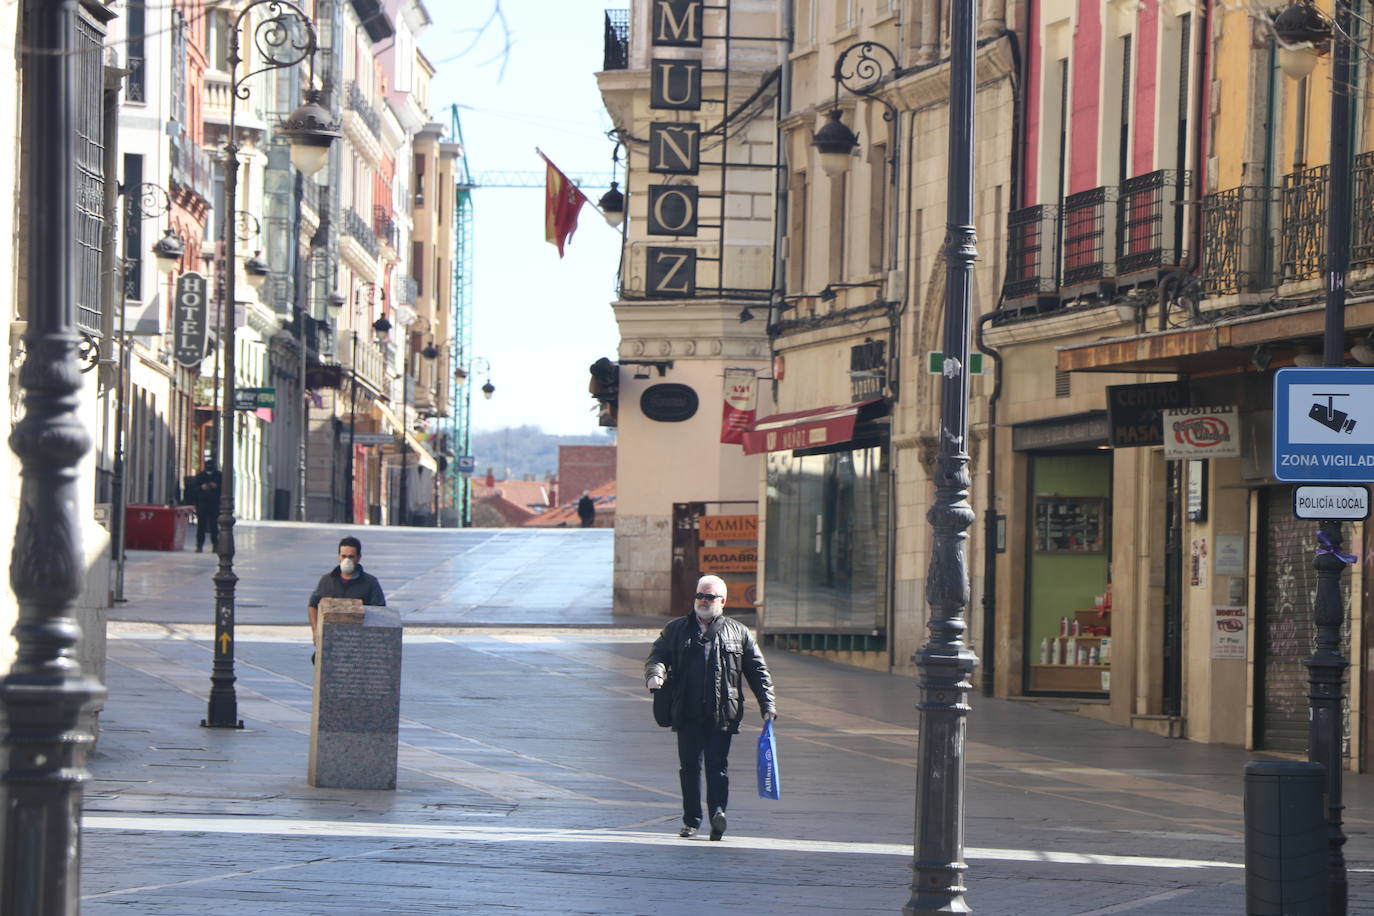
[697,574,727,597]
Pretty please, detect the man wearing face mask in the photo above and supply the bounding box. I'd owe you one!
[645,574,776,841]
[307,537,386,661]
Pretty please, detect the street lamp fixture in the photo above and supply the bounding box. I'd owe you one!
[1273,0,1333,78]
[204,0,337,733]
[279,89,341,177]
[481,380,495,400]
[598,181,625,227]
[243,251,270,291]
[152,228,185,274]
[812,109,859,177]
[326,291,346,323]
[372,315,392,341]
[422,343,440,360]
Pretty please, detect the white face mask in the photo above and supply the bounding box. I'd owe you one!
[340,558,358,576]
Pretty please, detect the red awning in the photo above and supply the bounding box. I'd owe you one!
[741,398,883,455]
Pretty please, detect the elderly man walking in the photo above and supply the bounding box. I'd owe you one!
[645,574,776,840]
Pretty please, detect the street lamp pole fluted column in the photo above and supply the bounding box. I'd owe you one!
[204,0,337,729]
[907,0,978,911]
[1273,2,1354,910]
[1315,1,1352,908]
[2,0,106,906]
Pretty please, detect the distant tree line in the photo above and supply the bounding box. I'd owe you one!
[472,426,615,480]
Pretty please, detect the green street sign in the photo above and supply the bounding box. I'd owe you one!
[234,386,277,410]
[927,351,984,375]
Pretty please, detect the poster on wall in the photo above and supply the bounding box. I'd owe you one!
[720,370,757,444]
[1212,606,1247,658]
[1190,536,1208,587]
[1214,535,1246,576]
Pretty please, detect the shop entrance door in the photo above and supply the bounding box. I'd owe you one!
[1256,486,1351,754]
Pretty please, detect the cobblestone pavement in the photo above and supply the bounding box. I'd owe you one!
[82,523,1374,914]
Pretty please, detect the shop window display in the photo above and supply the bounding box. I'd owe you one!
[764,445,888,634]
[1026,453,1112,694]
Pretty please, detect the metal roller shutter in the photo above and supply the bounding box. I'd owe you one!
[1258,487,1352,754]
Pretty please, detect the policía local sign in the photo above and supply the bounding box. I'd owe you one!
[1162,406,1240,459]
[1273,367,1374,481]
[1293,486,1370,520]
[173,271,209,368]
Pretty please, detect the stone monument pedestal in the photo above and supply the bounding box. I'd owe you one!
[308,597,402,789]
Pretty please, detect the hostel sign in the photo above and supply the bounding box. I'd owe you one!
[173,271,209,368]
[1162,406,1240,459]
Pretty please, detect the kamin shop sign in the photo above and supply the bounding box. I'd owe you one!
[173,271,209,368]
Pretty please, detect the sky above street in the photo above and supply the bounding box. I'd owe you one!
[420,1,623,436]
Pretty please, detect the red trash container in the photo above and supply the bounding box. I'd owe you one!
[124,505,194,551]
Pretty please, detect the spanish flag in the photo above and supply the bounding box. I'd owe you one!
[541,152,588,258]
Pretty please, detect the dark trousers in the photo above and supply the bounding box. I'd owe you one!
[676,720,732,827]
[195,507,218,549]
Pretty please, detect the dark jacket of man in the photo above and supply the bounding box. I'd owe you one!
[308,564,386,609]
[645,613,775,733]
[577,495,595,525]
[191,468,221,510]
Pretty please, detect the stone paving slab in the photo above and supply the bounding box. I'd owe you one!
[79,623,1374,914]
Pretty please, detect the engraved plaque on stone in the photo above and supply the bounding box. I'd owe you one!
[308,604,402,790]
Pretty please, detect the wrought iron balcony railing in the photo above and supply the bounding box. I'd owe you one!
[373,205,398,250]
[347,80,382,138]
[1280,163,1326,283]
[604,10,629,71]
[1353,151,1374,270]
[345,207,379,260]
[1200,185,1276,296]
[1062,186,1117,286]
[1117,169,1189,275]
[1003,204,1059,301]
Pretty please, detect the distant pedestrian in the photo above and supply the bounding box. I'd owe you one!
[577,491,596,528]
[307,536,386,663]
[645,574,776,840]
[191,459,221,552]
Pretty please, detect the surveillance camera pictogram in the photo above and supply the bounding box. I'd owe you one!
[1310,393,1357,435]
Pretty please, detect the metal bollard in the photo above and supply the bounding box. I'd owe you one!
[1244,760,1328,915]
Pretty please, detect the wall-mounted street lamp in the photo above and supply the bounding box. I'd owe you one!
[812,109,861,178]
[598,181,625,227]
[204,0,339,733]
[243,251,270,291]
[152,228,186,274]
[1273,0,1332,78]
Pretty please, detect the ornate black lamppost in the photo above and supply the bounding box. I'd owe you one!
[1273,3,1352,910]
[815,29,979,916]
[203,0,338,731]
[3,0,107,908]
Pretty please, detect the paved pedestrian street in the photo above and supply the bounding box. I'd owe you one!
[82,523,1374,914]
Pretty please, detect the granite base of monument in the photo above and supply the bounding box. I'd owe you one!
[308,598,402,789]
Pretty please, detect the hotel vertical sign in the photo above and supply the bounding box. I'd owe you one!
[173,270,209,368]
[646,0,705,297]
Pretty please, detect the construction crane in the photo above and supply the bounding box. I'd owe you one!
[446,104,615,525]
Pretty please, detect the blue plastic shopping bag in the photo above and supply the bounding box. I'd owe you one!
[756,719,781,800]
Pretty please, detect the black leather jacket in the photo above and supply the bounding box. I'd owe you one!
[645,613,776,733]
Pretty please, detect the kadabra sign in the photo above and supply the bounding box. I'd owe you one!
[1162,406,1240,459]
[173,271,209,368]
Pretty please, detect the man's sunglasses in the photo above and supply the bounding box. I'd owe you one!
[694,593,723,601]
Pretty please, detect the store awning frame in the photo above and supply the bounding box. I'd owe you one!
[374,400,439,473]
[1056,299,1374,375]
[742,397,885,455]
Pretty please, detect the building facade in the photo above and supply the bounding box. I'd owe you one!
[597,0,779,616]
